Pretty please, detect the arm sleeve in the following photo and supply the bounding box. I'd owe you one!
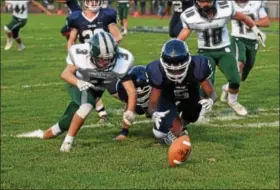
[106,9,118,25]
[258,1,268,18]
[180,12,189,29]
[230,1,237,18]
[146,62,164,89]
[66,49,75,65]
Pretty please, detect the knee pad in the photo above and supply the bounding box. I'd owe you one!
[4,26,11,33]
[76,103,93,119]
[229,83,240,90]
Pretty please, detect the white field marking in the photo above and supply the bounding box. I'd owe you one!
[83,119,152,128]
[0,43,63,49]
[198,121,279,128]
[2,57,64,64]
[254,65,279,69]
[21,82,65,88]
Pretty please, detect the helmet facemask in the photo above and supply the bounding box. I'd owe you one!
[89,31,118,71]
[160,40,191,83]
[195,0,217,19]
[84,0,103,12]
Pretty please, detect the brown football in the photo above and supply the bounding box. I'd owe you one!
[168,135,192,167]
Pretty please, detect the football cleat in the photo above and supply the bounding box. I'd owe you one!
[4,38,13,50]
[228,102,248,116]
[18,44,25,51]
[220,84,228,102]
[60,142,73,152]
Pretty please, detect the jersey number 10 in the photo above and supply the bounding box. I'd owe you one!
[203,28,223,47]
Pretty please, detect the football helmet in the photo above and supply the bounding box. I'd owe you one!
[160,39,191,83]
[89,31,118,71]
[195,0,217,19]
[84,0,103,12]
[129,65,151,108]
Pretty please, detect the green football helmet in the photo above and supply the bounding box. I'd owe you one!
[89,31,118,71]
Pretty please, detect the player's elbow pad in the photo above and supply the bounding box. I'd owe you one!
[76,103,93,119]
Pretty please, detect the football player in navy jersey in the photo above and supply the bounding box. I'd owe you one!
[160,0,194,37]
[112,65,151,140]
[146,39,217,145]
[67,0,122,49]
[59,0,82,39]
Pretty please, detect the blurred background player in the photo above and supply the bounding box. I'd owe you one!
[178,0,266,116]
[4,0,52,51]
[66,0,122,121]
[146,39,216,145]
[160,0,194,38]
[117,0,132,36]
[225,0,270,98]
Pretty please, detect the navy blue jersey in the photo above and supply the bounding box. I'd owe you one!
[67,8,117,43]
[66,0,82,12]
[167,0,194,13]
[146,56,212,100]
[117,81,147,115]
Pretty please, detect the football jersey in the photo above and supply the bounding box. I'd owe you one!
[67,8,117,43]
[146,56,212,101]
[6,0,30,19]
[167,0,194,13]
[231,0,268,40]
[181,0,236,49]
[66,43,134,91]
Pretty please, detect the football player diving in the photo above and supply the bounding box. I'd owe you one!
[66,0,123,122]
[37,31,136,152]
[177,0,266,116]
[224,0,270,102]
[146,39,217,145]
[160,0,194,38]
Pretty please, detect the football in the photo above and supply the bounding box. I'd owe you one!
[168,135,192,167]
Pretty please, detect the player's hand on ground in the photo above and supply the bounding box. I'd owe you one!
[123,110,135,126]
[198,98,214,111]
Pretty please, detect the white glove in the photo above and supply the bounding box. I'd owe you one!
[152,110,170,129]
[123,110,135,126]
[76,80,94,91]
[198,98,214,111]
[252,26,266,47]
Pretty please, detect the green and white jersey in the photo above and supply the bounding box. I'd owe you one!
[66,43,134,80]
[6,0,30,19]
[231,0,267,40]
[117,0,129,3]
[181,0,236,49]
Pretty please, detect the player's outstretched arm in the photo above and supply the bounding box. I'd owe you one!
[108,24,122,44]
[122,80,136,115]
[177,28,192,41]
[200,79,217,103]
[233,11,255,28]
[67,28,78,49]
[60,64,78,86]
[147,88,161,116]
[31,0,52,15]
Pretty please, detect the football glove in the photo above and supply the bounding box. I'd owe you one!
[252,26,266,47]
[198,98,214,111]
[123,110,135,126]
[152,110,170,129]
[76,80,94,91]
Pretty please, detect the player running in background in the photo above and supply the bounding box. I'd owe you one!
[117,0,132,36]
[160,0,194,38]
[178,0,266,116]
[4,0,52,51]
[221,0,270,102]
[146,39,217,145]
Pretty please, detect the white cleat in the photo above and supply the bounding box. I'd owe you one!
[60,142,73,152]
[4,39,13,50]
[18,44,25,51]
[16,129,44,138]
[228,102,248,116]
[220,89,228,102]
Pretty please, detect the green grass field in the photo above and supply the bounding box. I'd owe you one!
[1,14,279,189]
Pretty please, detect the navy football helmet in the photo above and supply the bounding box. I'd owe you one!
[84,0,103,12]
[129,65,151,108]
[160,39,191,83]
[195,0,217,19]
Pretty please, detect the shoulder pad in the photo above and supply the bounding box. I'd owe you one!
[192,56,212,82]
[68,43,91,65]
[113,48,134,79]
[146,60,165,89]
[217,0,230,9]
[102,8,117,17]
[67,11,81,20]
[184,7,195,18]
